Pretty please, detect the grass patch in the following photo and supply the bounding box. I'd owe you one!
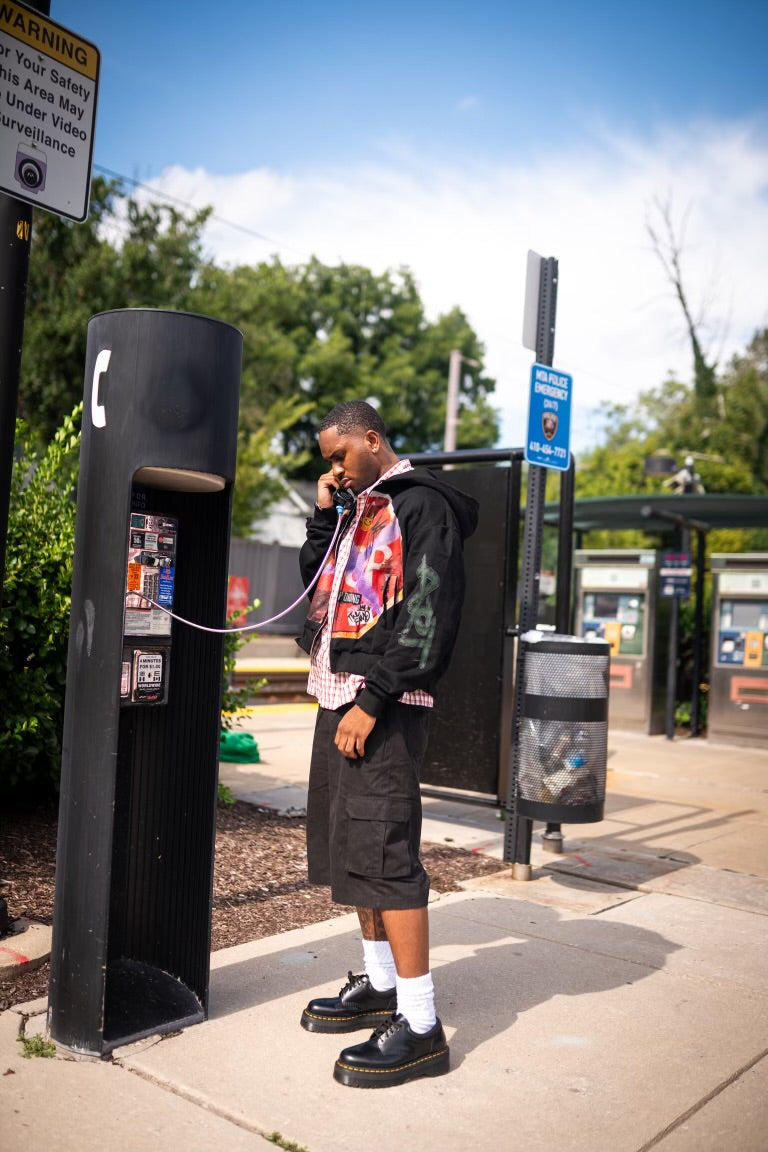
[18,1033,56,1059]
[268,1133,309,1152]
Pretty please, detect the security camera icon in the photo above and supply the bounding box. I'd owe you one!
[15,143,47,194]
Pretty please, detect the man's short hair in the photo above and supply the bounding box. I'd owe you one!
[319,400,388,439]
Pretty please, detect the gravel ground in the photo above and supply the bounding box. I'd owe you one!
[0,800,502,1012]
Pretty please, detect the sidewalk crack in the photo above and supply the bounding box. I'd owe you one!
[634,1046,768,1152]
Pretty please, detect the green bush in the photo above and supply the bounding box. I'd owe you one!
[220,599,264,727]
[0,407,262,799]
[0,406,82,799]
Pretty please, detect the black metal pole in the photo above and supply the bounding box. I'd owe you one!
[556,457,575,636]
[666,596,679,740]
[641,506,709,744]
[0,0,49,605]
[691,528,706,737]
[0,197,33,604]
[665,525,688,740]
[541,455,575,854]
[504,255,558,875]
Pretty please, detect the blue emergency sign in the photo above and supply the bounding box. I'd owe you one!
[525,363,572,471]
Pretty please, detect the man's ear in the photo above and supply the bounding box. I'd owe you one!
[365,429,380,453]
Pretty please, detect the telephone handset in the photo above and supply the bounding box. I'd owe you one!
[333,486,356,514]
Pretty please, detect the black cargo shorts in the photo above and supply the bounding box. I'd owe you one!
[306,702,431,909]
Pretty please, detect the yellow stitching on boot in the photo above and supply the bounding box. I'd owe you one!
[304,1008,392,1022]
[335,1048,449,1074]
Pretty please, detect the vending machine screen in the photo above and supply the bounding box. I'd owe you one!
[716,598,768,666]
[581,591,645,656]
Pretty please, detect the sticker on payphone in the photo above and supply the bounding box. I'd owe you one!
[120,645,169,704]
[133,649,165,702]
[124,513,178,637]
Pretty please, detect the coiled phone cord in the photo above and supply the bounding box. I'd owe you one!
[124,501,351,635]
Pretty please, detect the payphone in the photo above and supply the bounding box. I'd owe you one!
[574,549,669,733]
[708,553,768,747]
[49,309,242,1056]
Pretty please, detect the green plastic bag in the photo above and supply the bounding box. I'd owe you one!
[219,730,261,763]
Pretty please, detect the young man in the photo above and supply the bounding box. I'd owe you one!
[296,400,478,1088]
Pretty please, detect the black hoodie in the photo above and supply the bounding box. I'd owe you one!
[297,468,479,717]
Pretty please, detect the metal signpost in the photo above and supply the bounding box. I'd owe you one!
[504,251,572,875]
[0,0,99,604]
[660,552,692,601]
[660,550,692,740]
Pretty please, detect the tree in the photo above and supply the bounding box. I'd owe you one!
[20,178,213,443]
[575,331,768,552]
[194,256,499,479]
[22,187,499,525]
[709,329,768,495]
[0,408,81,798]
[646,196,720,405]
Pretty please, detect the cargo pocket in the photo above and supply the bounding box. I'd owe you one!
[345,795,413,878]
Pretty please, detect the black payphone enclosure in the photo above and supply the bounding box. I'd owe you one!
[49,309,242,1056]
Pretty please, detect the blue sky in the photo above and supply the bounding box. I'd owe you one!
[52,0,768,450]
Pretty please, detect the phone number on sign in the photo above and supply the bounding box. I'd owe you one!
[528,442,567,459]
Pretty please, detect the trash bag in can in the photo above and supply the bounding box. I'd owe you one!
[516,632,609,823]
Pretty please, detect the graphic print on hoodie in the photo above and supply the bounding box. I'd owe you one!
[307,492,403,640]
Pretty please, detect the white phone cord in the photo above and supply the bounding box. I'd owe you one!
[124,507,347,635]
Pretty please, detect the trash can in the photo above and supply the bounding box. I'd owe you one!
[516,632,609,824]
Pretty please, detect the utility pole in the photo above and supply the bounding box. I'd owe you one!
[443,348,479,455]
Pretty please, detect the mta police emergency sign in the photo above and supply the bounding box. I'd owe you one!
[0,1,99,221]
[525,362,572,472]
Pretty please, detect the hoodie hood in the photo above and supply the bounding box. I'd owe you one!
[377,466,479,540]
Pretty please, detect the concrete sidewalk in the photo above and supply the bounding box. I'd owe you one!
[3,717,767,1152]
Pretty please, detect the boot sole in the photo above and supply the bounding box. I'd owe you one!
[300,1008,395,1034]
[333,1046,450,1087]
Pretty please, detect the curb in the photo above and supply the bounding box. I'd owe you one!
[0,919,52,981]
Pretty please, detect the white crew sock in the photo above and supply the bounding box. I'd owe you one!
[362,939,397,991]
[396,971,437,1034]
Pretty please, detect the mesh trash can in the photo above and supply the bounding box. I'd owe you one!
[516,632,609,823]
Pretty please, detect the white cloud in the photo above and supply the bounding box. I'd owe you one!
[147,121,768,452]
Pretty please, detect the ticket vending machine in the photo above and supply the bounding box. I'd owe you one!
[708,553,768,747]
[574,550,669,733]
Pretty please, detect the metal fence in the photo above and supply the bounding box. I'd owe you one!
[228,538,306,634]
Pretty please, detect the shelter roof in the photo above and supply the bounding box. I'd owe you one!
[543,493,768,533]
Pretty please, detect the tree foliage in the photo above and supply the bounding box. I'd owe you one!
[0,408,81,798]
[646,196,719,404]
[576,330,768,551]
[194,257,498,477]
[21,182,499,526]
[20,178,210,443]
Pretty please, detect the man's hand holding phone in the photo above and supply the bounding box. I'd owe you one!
[316,469,340,509]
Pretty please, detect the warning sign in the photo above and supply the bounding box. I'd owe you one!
[0,0,100,221]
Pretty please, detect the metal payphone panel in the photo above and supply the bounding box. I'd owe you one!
[709,555,768,746]
[121,505,177,706]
